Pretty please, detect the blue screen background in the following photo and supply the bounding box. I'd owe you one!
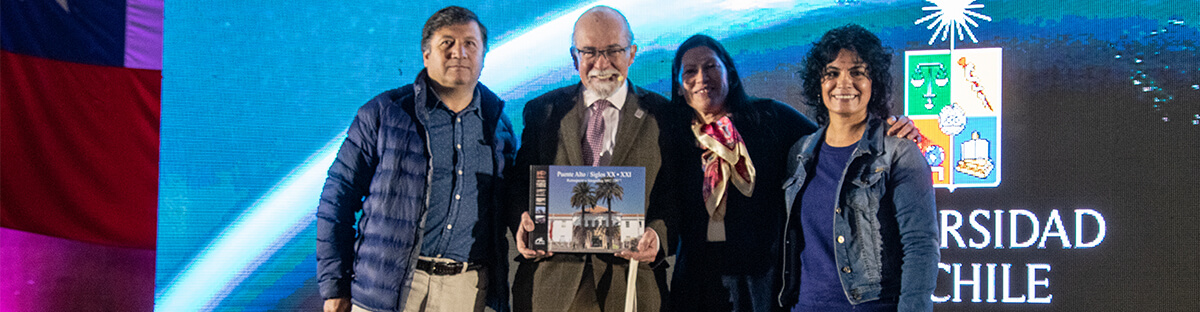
[158,1,1199,310]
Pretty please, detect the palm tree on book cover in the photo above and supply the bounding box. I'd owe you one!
[594,177,624,248]
[570,182,595,248]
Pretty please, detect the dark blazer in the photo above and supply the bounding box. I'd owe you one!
[507,82,671,312]
[656,98,817,311]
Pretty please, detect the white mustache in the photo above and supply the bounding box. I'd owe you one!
[587,69,622,80]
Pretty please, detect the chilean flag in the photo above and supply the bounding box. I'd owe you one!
[2,0,161,310]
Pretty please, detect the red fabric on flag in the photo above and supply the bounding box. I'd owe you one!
[1,51,159,250]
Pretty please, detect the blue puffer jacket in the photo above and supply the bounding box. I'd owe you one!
[316,70,517,312]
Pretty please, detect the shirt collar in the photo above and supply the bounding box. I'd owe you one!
[582,80,629,111]
[425,78,482,116]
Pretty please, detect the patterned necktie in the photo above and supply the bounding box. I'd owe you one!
[583,99,610,166]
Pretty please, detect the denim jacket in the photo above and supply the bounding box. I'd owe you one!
[777,118,939,311]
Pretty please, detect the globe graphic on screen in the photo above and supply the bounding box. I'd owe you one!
[924,144,945,167]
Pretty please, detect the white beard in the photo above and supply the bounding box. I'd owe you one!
[583,69,622,99]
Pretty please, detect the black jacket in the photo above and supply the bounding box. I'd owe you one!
[657,97,817,289]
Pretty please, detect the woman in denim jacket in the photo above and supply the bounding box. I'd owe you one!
[777,24,939,312]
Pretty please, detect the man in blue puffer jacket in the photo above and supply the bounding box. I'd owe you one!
[316,6,516,312]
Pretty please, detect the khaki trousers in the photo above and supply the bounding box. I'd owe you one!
[353,264,487,312]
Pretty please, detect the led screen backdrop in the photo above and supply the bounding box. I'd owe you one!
[157,0,1199,311]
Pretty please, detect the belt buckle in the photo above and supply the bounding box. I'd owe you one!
[435,260,467,275]
[435,261,451,275]
[422,259,473,275]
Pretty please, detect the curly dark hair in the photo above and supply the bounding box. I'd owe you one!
[801,24,892,125]
[669,34,749,121]
[421,6,488,53]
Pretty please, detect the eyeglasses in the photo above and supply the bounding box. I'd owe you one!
[572,45,630,62]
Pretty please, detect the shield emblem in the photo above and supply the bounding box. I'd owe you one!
[905,48,1002,191]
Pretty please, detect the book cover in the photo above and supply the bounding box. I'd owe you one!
[528,165,646,253]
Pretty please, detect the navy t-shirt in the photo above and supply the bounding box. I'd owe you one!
[793,141,896,312]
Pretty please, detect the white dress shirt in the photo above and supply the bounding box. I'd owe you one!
[580,81,628,166]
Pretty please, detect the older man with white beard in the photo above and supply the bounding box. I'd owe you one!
[505,5,671,312]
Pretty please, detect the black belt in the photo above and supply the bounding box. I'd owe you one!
[416,259,484,275]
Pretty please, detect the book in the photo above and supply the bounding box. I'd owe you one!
[527,165,646,253]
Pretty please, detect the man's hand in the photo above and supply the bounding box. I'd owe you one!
[324,298,351,312]
[516,212,553,259]
[614,228,659,263]
[886,115,923,142]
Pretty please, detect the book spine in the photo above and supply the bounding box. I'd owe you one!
[529,166,549,251]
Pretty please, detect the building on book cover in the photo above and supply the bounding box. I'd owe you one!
[529,165,645,253]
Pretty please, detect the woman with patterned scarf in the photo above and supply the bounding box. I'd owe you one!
[655,34,820,312]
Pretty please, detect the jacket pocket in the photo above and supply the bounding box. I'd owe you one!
[353,215,368,270]
[846,166,886,213]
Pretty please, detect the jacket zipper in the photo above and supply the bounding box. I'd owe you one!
[399,84,435,308]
